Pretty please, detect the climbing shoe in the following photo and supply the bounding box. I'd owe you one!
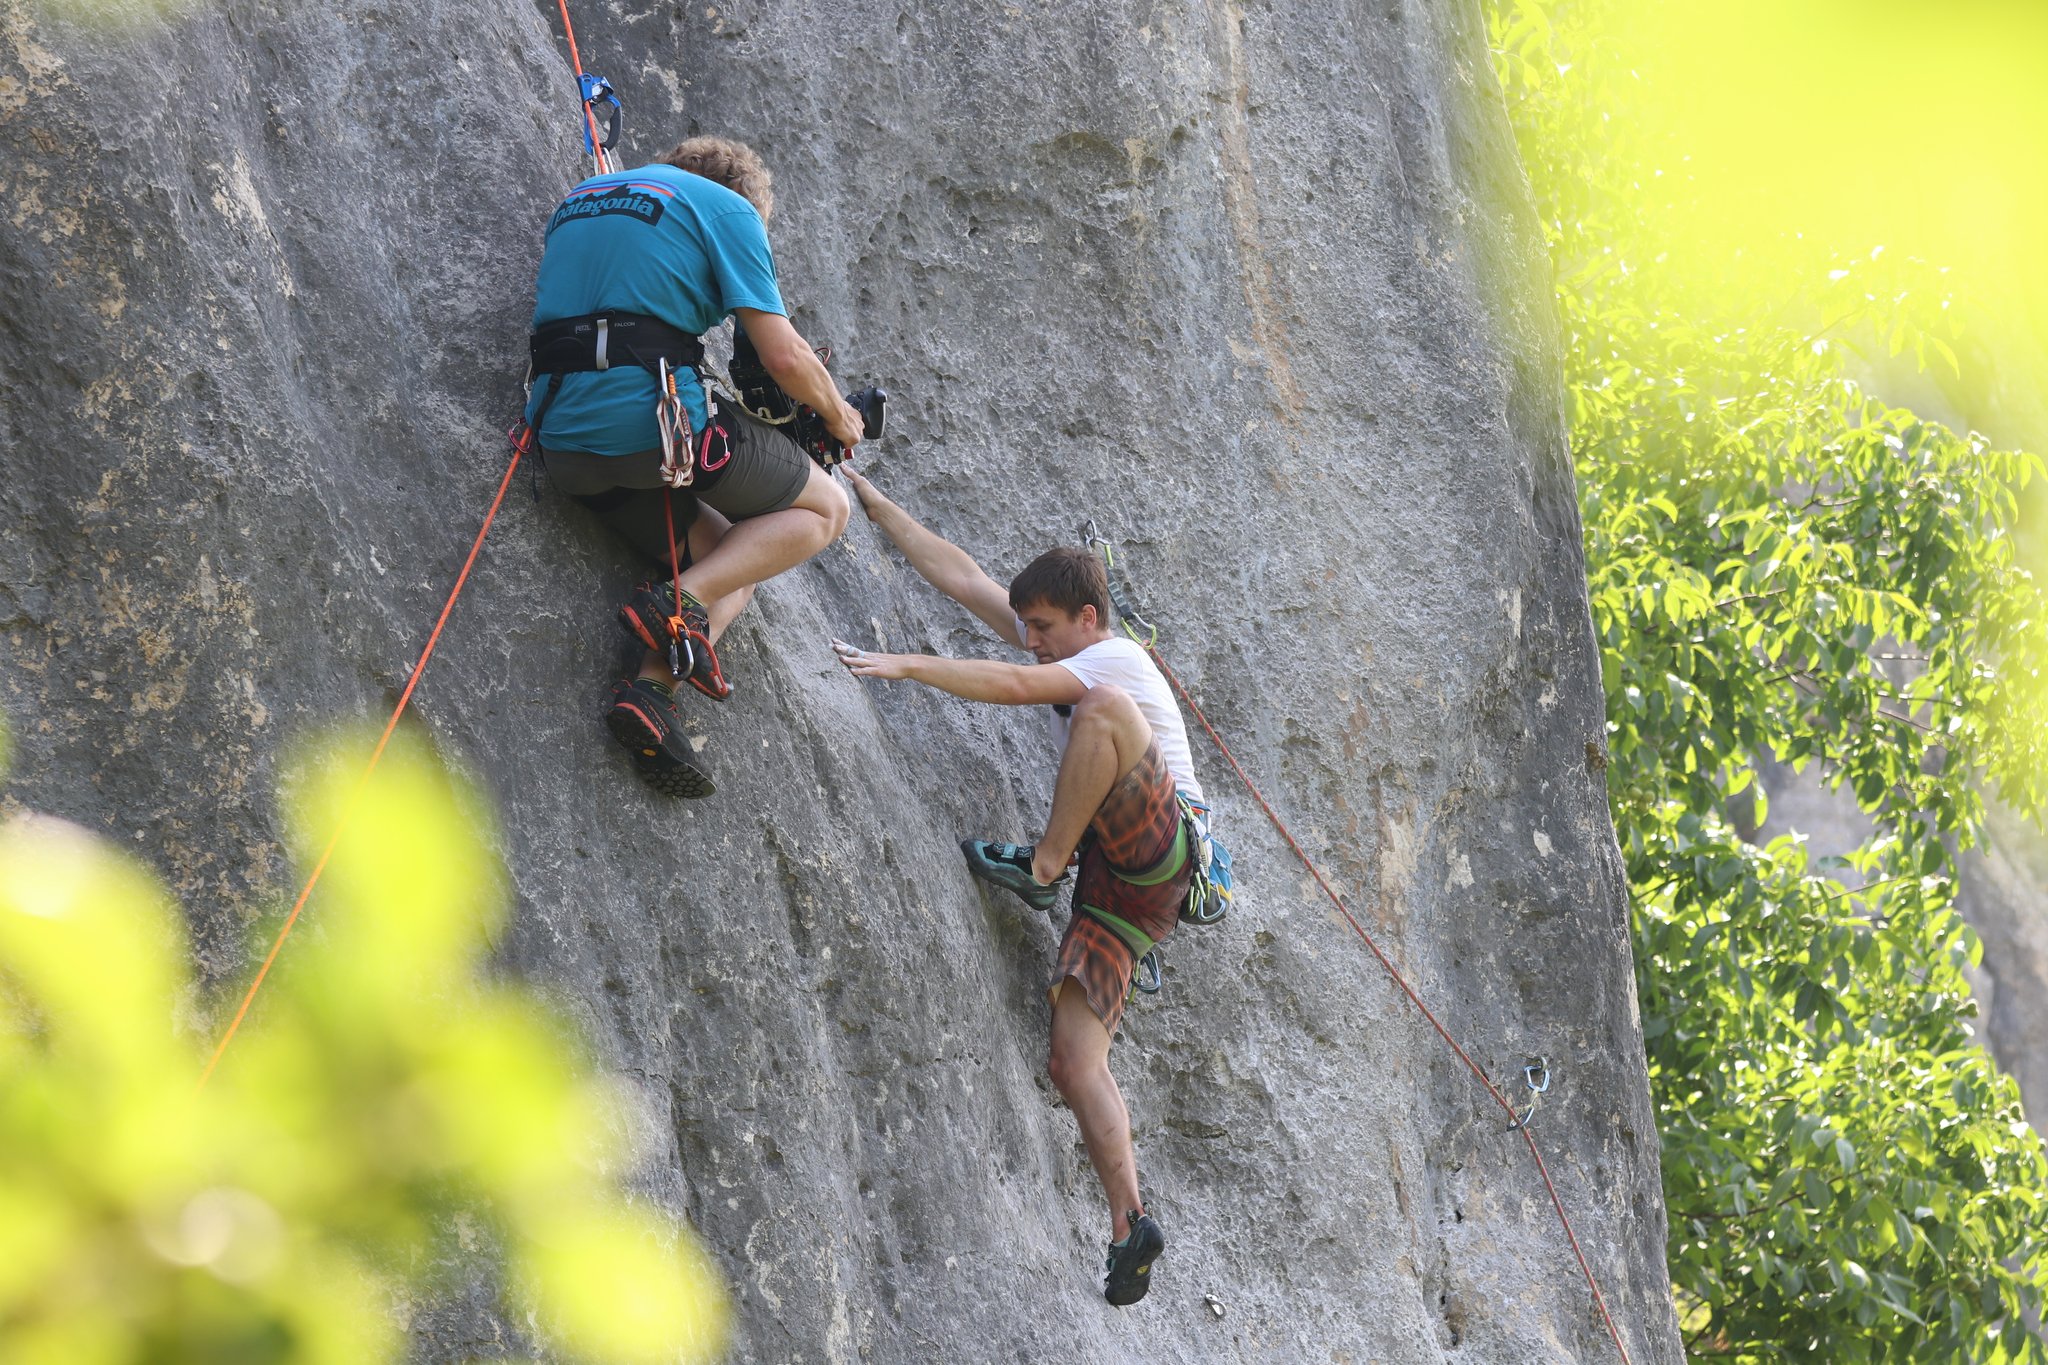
[619,580,730,701]
[606,677,714,799]
[1103,1211,1166,1307]
[960,839,1065,912]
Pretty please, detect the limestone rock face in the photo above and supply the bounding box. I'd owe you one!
[1958,807,2048,1127]
[0,0,1683,1358]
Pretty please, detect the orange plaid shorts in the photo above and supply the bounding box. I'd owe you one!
[1050,742,1192,1034]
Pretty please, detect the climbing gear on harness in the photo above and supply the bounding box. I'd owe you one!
[1178,793,1233,925]
[1080,527,1635,1365]
[606,676,714,798]
[1132,946,1163,995]
[619,581,730,700]
[578,72,621,160]
[960,839,1064,913]
[719,326,889,470]
[1103,1211,1166,1307]
[655,357,695,488]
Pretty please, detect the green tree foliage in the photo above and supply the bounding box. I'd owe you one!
[0,725,727,1363]
[1487,1,2048,1357]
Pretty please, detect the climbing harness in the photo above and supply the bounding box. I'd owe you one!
[1082,526,1634,1365]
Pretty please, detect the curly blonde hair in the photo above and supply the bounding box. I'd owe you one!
[660,136,775,220]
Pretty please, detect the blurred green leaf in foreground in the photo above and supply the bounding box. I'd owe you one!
[0,723,727,1363]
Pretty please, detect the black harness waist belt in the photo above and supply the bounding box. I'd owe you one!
[525,311,705,451]
[528,310,705,377]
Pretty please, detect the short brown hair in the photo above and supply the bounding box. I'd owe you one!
[660,136,775,220]
[1009,547,1109,622]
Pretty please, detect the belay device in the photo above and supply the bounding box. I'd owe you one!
[722,327,888,470]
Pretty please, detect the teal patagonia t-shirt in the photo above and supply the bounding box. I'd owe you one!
[526,163,786,454]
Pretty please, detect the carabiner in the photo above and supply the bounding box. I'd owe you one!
[656,358,695,489]
[578,73,622,155]
[1508,1056,1550,1131]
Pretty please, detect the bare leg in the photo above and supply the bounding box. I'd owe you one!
[635,505,756,683]
[1048,983,1142,1242]
[678,462,849,605]
[1032,685,1153,886]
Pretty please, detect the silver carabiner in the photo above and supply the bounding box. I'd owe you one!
[1508,1056,1550,1131]
[656,358,694,489]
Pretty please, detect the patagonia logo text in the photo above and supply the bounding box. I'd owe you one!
[548,189,666,233]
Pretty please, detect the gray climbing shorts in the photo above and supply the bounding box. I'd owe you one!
[542,407,812,563]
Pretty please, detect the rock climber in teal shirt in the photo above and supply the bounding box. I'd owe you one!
[526,137,863,797]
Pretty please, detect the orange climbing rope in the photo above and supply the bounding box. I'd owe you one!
[1089,532,1634,1364]
[197,1,616,1089]
[196,434,529,1090]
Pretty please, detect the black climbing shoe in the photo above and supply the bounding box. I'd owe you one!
[606,677,714,798]
[1103,1210,1165,1307]
[619,580,730,701]
[960,839,1064,912]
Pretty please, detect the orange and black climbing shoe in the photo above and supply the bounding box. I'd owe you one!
[1103,1210,1165,1307]
[619,581,731,701]
[606,677,714,798]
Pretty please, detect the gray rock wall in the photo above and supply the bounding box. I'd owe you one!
[0,0,1684,1359]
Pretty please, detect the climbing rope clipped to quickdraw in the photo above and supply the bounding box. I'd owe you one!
[200,0,626,1090]
[578,72,622,170]
[1081,523,1635,1365]
[553,0,620,175]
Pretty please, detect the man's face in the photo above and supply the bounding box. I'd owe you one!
[1017,601,1100,663]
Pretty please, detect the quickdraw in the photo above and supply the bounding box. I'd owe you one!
[578,72,622,165]
[1081,519,1157,649]
[1508,1056,1551,1132]
[656,357,695,489]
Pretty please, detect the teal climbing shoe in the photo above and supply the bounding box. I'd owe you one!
[961,839,1064,912]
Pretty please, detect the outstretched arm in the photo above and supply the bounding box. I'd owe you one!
[832,639,1085,706]
[843,467,1023,648]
